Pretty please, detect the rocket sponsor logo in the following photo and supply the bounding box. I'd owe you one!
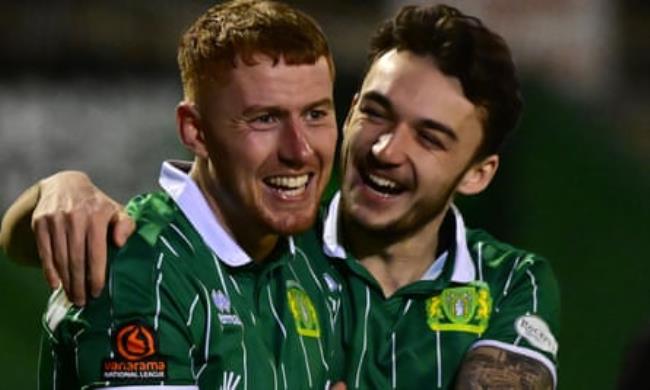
[515,315,558,356]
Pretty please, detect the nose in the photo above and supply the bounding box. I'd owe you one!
[278,118,313,166]
[370,126,407,165]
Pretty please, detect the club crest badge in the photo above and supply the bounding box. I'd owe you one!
[426,283,492,334]
[286,281,321,338]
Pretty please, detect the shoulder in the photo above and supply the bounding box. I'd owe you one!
[114,192,201,267]
[465,229,560,382]
[98,192,209,321]
[293,226,339,275]
[466,229,558,291]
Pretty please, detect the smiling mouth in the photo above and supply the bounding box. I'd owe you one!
[362,172,406,196]
[264,174,313,197]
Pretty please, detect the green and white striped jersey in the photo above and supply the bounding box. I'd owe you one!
[318,193,560,389]
[39,161,346,390]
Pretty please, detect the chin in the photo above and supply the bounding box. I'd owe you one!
[264,211,317,236]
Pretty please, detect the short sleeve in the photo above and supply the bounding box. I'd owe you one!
[42,235,204,389]
[473,255,560,385]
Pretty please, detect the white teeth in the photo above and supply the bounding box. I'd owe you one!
[368,173,398,189]
[266,174,309,189]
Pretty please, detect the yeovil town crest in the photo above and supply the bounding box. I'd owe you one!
[426,283,492,334]
[286,281,321,338]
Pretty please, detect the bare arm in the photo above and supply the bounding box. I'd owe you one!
[0,183,41,266]
[455,347,553,390]
[0,171,135,305]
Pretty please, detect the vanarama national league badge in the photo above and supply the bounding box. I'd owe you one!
[102,322,167,382]
[426,282,492,334]
[287,281,321,338]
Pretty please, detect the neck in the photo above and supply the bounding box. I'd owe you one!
[343,206,450,298]
[190,160,278,263]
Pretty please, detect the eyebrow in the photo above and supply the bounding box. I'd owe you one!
[242,98,334,117]
[303,98,334,111]
[361,90,458,141]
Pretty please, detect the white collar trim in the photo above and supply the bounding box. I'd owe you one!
[158,160,255,267]
[322,192,475,283]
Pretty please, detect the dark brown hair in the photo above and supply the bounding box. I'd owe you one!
[178,0,333,102]
[368,4,522,158]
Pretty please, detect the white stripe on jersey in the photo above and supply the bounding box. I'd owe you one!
[157,252,164,269]
[317,337,330,371]
[298,331,314,387]
[187,295,200,326]
[108,259,115,359]
[195,283,212,379]
[160,235,179,257]
[267,286,287,338]
[502,255,521,297]
[436,330,442,389]
[211,253,231,297]
[391,332,396,389]
[229,276,242,295]
[281,363,288,390]
[249,312,257,325]
[170,223,195,253]
[286,262,316,387]
[526,270,539,313]
[403,299,413,315]
[295,247,324,292]
[154,252,165,330]
[73,328,84,379]
[477,242,484,282]
[354,286,371,388]
[189,345,197,380]
[241,338,248,390]
[295,247,335,332]
[154,272,163,331]
[269,358,279,390]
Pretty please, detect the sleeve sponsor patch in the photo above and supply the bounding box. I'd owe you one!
[515,315,558,357]
[102,322,167,382]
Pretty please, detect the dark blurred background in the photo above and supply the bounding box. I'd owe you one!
[1,0,649,388]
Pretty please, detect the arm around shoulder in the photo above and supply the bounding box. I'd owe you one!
[1,170,134,306]
[0,182,41,266]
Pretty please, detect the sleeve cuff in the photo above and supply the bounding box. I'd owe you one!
[470,339,557,389]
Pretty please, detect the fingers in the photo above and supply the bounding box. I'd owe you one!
[47,213,70,296]
[34,218,60,289]
[111,211,136,248]
[29,172,125,305]
[87,215,109,299]
[67,211,88,306]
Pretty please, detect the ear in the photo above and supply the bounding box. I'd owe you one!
[176,101,208,158]
[457,154,499,195]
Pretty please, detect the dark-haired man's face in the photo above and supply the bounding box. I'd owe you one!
[341,49,494,234]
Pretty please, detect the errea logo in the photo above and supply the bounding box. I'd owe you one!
[212,290,242,326]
